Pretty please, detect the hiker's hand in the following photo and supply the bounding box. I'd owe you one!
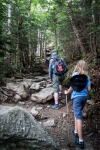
[64,90,68,95]
[64,87,72,95]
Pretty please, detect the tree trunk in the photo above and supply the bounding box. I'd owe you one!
[67,0,85,54]
[28,0,32,67]
[91,0,99,56]
[54,28,58,53]
[6,0,12,65]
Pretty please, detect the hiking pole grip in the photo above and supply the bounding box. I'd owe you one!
[66,94,70,147]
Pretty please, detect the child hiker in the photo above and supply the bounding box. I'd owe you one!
[64,60,91,149]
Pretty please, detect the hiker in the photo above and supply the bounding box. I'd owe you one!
[49,52,68,109]
[64,60,91,149]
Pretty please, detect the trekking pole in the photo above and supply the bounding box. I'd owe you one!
[66,94,70,147]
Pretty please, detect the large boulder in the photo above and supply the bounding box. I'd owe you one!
[0,105,58,150]
[31,87,54,103]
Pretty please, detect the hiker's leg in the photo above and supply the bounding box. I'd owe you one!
[59,75,65,91]
[54,92,59,104]
[52,92,59,109]
[76,119,83,140]
[73,96,87,140]
[76,96,87,140]
[59,85,62,98]
[75,119,84,149]
[75,116,78,133]
[59,84,62,91]
[73,97,83,137]
[59,75,65,98]
[53,74,59,98]
[72,116,78,137]
[52,75,59,109]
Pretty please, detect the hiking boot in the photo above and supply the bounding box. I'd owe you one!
[59,92,62,99]
[72,130,79,138]
[52,104,59,110]
[75,139,84,149]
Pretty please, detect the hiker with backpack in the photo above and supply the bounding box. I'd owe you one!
[64,60,91,149]
[49,52,68,110]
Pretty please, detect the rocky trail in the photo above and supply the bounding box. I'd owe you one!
[1,86,100,150]
[0,63,100,150]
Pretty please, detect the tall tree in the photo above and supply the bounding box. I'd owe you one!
[6,0,12,65]
[28,0,32,66]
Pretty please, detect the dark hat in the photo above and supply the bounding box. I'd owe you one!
[70,74,87,92]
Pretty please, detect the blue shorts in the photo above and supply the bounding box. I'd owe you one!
[72,96,87,120]
[53,74,65,93]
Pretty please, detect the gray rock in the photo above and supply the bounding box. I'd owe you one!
[31,87,54,103]
[43,119,55,127]
[0,105,58,150]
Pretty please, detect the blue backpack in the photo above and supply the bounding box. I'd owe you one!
[52,58,67,75]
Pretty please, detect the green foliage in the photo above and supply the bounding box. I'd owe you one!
[89,88,96,99]
[0,0,7,57]
[93,58,100,64]
[0,0,100,79]
[63,76,71,86]
[92,104,100,115]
